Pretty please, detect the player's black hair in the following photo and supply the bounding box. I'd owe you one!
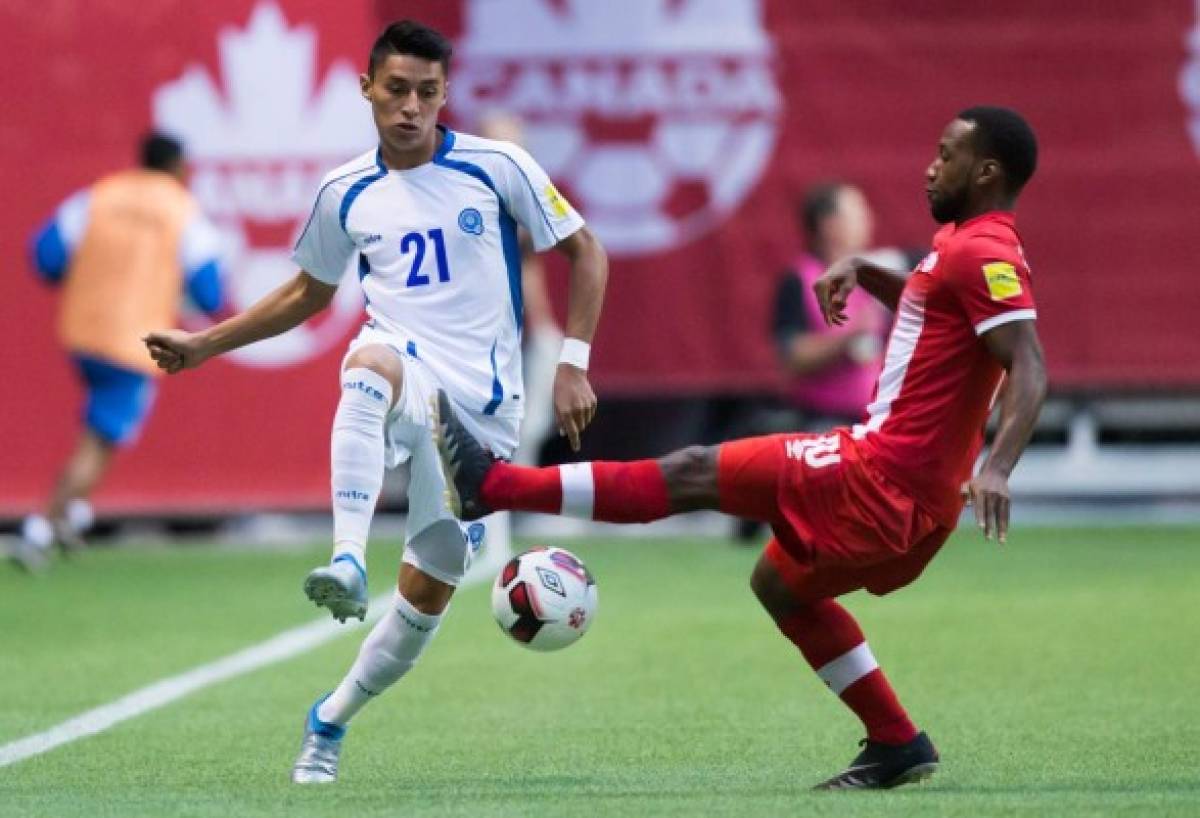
[800,181,848,242]
[368,20,453,77]
[140,133,184,172]
[956,106,1038,195]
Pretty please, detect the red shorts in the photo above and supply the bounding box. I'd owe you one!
[717,429,952,598]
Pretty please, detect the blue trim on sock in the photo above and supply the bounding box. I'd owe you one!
[332,553,367,584]
[308,694,346,740]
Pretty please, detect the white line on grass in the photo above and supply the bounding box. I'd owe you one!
[0,590,391,768]
[0,519,511,769]
[0,530,511,770]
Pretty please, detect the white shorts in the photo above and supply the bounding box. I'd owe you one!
[344,325,519,586]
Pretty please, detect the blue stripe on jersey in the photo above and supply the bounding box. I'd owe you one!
[432,131,524,333]
[339,150,388,233]
[357,253,373,308]
[499,209,524,333]
[446,146,561,244]
[292,157,380,251]
[483,341,503,416]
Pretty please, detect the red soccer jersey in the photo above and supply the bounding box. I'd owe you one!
[854,211,1037,527]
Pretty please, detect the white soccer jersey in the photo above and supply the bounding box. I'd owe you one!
[292,127,584,418]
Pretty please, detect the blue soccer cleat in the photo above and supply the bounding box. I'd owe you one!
[303,555,367,623]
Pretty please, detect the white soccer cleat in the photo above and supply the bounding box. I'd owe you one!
[303,556,368,623]
[291,698,346,784]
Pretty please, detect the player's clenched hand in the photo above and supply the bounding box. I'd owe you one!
[142,329,211,375]
[553,364,597,452]
[966,468,1011,544]
[813,258,859,327]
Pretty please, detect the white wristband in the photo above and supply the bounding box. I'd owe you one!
[558,338,591,370]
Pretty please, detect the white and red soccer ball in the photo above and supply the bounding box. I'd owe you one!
[491,547,598,651]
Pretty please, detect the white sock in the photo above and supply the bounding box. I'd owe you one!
[65,498,94,533]
[331,368,393,565]
[317,592,443,726]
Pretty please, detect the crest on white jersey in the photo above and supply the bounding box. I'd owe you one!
[153,3,374,367]
[456,0,782,257]
[1181,1,1200,159]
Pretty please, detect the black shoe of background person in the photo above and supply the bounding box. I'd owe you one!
[433,389,497,522]
[813,731,939,790]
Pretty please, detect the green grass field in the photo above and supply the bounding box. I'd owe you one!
[2,526,1198,817]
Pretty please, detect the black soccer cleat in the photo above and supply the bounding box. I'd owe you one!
[813,731,939,790]
[432,389,497,521]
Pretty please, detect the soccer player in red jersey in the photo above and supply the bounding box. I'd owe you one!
[435,107,1047,790]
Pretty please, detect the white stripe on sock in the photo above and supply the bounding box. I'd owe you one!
[816,642,879,695]
[558,463,595,519]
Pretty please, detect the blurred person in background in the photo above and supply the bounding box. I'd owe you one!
[476,109,563,466]
[14,133,225,573]
[772,182,892,430]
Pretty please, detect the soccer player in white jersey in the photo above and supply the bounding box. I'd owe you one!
[144,20,608,783]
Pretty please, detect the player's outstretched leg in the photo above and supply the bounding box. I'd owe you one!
[433,389,751,523]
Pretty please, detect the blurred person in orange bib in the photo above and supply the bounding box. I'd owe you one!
[16,133,225,571]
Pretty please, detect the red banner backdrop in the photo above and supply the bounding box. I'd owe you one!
[3,0,1200,514]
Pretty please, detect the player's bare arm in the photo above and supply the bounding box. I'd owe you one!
[144,271,336,374]
[551,225,608,451]
[813,256,906,326]
[969,319,1047,543]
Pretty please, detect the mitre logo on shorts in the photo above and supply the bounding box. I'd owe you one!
[1181,1,1200,159]
[152,3,374,368]
[455,0,782,257]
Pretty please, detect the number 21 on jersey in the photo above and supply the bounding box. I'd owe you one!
[400,228,450,288]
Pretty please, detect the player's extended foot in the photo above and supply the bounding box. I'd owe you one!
[431,389,496,521]
[813,732,939,790]
[303,556,367,623]
[290,697,346,784]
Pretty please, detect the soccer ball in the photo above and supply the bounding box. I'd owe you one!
[491,547,598,652]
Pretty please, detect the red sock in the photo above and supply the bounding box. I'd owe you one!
[775,598,918,746]
[481,460,671,522]
[482,462,561,514]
